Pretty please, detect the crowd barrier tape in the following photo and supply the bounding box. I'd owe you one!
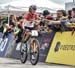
[11,32,55,62]
[0,33,12,57]
[46,31,75,66]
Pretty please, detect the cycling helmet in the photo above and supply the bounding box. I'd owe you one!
[29,5,37,10]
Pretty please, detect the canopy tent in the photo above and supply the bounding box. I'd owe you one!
[0,0,16,4]
[0,0,73,5]
[0,0,64,12]
[3,5,56,13]
[50,0,73,5]
[0,5,57,17]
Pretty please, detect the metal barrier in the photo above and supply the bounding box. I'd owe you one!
[11,32,55,62]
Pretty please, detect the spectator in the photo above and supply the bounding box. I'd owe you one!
[43,10,53,20]
[67,10,72,20]
[55,10,67,21]
[70,8,75,23]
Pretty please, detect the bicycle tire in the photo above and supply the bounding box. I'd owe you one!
[20,42,27,64]
[30,39,40,65]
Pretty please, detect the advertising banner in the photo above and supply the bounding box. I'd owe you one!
[0,33,12,57]
[38,32,55,62]
[46,31,75,66]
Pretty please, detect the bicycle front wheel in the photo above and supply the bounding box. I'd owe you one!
[30,39,40,65]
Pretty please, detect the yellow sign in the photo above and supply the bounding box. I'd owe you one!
[46,31,75,66]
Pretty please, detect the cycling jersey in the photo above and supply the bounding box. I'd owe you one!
[24,12,37,28]
[24,12,37,21]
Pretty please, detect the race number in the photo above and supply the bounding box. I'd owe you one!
[31,30,38,36]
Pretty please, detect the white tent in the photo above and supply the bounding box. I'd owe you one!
[0,0,16,4]
[0,0,64,13]
[0,0,73,5]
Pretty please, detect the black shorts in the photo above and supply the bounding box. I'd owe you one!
[25,26,34,31]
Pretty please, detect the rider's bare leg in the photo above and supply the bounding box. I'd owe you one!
[24,32,31,42]
[30,38,37,52]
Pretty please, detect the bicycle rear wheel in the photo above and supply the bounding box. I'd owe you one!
[20,42,27,64]
[30,39,39,65]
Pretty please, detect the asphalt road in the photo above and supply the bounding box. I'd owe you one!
[0,57,74,68]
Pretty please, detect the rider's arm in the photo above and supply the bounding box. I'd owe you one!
[22,19,26,29]
[22,13,29,29]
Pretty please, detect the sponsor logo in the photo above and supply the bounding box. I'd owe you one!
[54,42,75,52]
[0,38,8,52]
[54,42,60,52]
[60,45,75,51]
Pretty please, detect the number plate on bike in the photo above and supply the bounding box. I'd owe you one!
[31,30,38,37]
